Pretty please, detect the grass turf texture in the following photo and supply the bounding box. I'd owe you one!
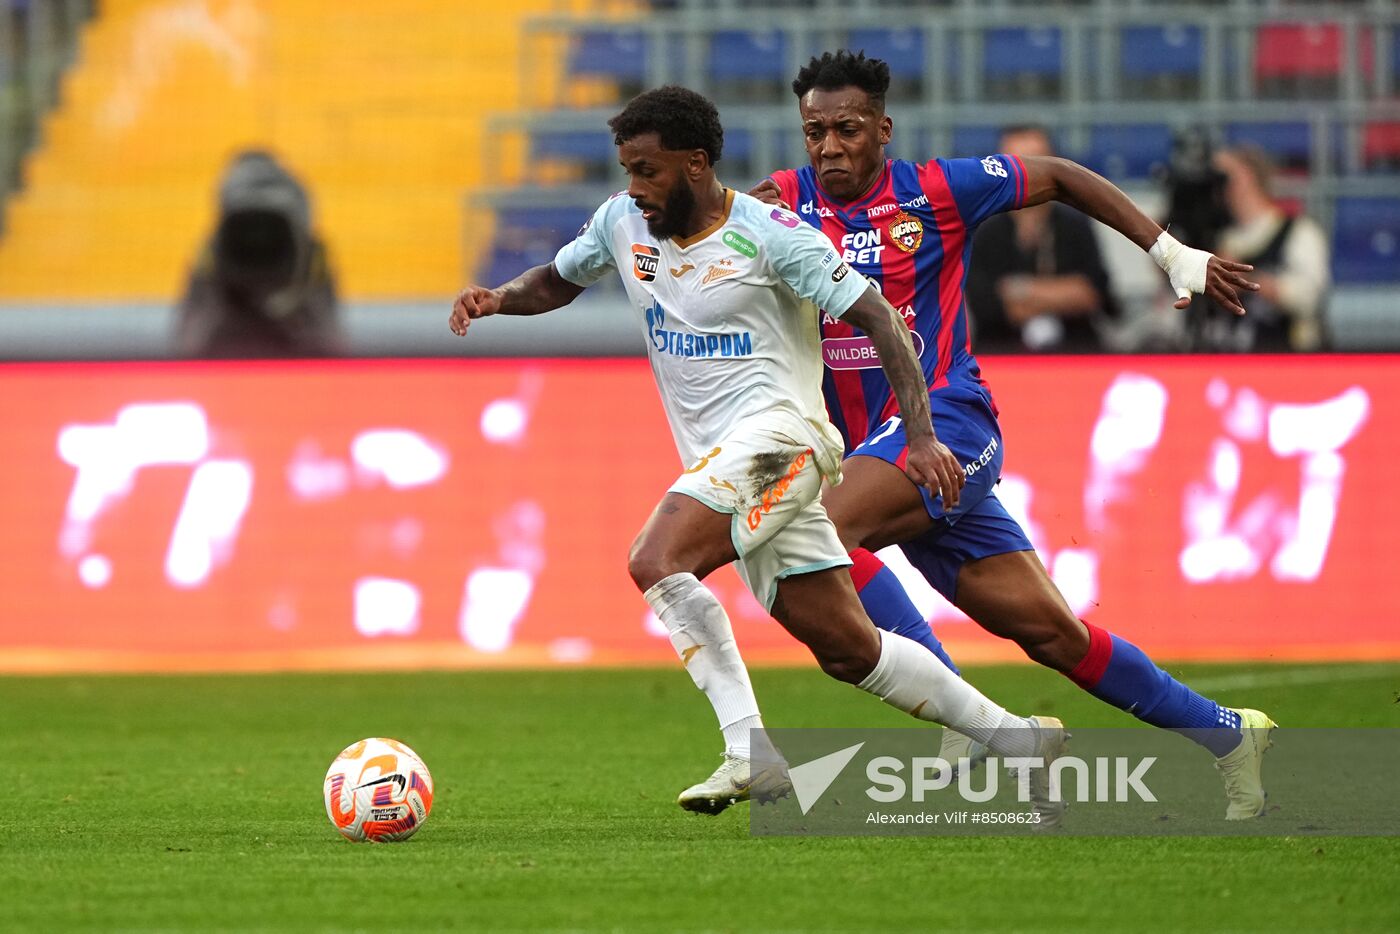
[2,663,1397,932]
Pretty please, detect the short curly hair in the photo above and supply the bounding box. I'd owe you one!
[608,86,724,165]
[792,50,890,111]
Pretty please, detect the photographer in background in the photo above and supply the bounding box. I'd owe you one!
[966,126,1120,353]
[1162,130,1328,352]
[175,150,343,358]
[1212,145,1330,351]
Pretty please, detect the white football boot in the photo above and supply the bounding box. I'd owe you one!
[1215,708,1278,820]
[938,727,989,780]
[677,754,793,815]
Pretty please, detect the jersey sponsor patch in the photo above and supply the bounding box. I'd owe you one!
[769,207,800,228]
[723,230,757,259]
[632,243,660,281]
[821,331,926,370]
[831,262,851,283]
[645,299,754,359]
[888,211,924,253]
[981,155,1008,178]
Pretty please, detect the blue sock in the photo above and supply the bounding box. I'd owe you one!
[1070,622,1241,756]
[849,549,959,675]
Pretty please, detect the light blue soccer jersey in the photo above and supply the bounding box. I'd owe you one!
[555,189,868,470]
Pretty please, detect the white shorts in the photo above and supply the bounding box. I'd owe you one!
[668,412,852,611]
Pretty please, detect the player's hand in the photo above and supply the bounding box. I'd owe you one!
[747,179,790,210]
[1150,232,1258,316]
[904,434,965,511]
[1172,255,1259,316]
[449,286,502,336]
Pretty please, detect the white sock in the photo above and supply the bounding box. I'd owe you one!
[858,630,1037,758]
[644,572,763,759]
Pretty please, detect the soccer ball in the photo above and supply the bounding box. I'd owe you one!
[323,737,434,842]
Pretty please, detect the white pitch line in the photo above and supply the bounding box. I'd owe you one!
[1187,664,1398,694]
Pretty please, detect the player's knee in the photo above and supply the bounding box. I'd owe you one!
[1015,615,1089,673]
[626,545,672,594]
[812,635,880,684]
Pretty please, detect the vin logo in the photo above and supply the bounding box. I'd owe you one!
[632,243,660,281]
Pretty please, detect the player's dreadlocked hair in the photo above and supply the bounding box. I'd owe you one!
[791,50,890,111]
[608,86,724,165]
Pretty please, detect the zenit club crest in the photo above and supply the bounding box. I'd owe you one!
[887,211,924,253]
[632,243,660,281]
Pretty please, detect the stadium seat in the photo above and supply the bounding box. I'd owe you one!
[1255,22,1374,98]
[1084,124,1174,180]
[983,26,1062,100]
[1363,122,1400,173]
[1120,25,1203,98]
[708,29,790,100]
[1225,122,1316,172]
[1332,197,1400,284]
[568,29,650,82]
[724,127,754,162]
[709,30,783,79]
[950,126,1002,159]
[849,28,925,79]
[488,205,592,282]
[531,130,616,163]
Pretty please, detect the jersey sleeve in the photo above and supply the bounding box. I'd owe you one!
[761,206,868,317]
[553,196,622,287]
[927,154,1028,229]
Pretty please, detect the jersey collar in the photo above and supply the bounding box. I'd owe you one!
[671,188,735,249]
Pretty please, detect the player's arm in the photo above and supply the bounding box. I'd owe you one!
[840,286,965,509]
[1018,156,1259,315]
[449,263,584,337]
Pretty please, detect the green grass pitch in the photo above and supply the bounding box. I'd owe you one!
[3,662,1398,931]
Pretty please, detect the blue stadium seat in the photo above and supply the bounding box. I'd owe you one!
[1120,25,1203,78]
[848,28,926,79]
[1225,122,1314,169]
[568,30,650,81]
[950,126,1063,159]
[487,205,593,282]
[1332,197,1400,284]
[951,127,1001,159]
[1083,124,1173,179]
[724,128,753,163]
[495,206,590,239]
[530,130,615,163]
[984,27,1062,77]
[709,30,789,81]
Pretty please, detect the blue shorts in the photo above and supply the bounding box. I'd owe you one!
[847,392,1033,602]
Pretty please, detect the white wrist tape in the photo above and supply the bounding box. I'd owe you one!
[1149,231,1210,300]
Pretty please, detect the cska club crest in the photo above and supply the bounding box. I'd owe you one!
[887,211,924,253]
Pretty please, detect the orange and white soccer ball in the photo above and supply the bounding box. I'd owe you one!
[323,737,434,842]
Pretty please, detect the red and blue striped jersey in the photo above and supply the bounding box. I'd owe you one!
[769,154,1028,449]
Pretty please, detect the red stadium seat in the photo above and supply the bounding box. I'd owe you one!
[1363,121,1400,172]
[1254,21,1374,97]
